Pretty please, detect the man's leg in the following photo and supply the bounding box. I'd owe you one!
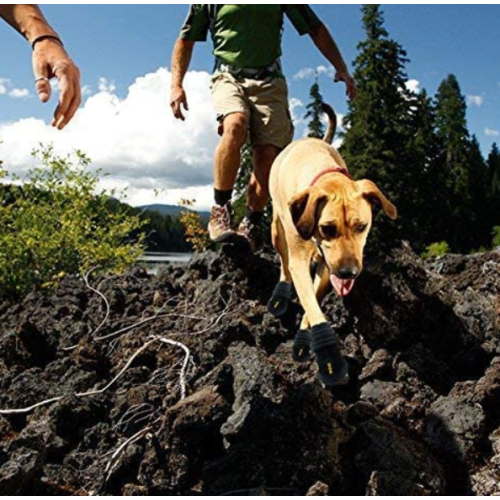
[247,145,280,212]
[209,112,249,242]
[236,144,279,250]
[214,112,248,193]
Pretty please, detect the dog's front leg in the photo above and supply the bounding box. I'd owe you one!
[299,262,331,331]
[288,248,326,328]
[289,245,349,387]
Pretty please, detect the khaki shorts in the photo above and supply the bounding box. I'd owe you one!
[210,73,295,149]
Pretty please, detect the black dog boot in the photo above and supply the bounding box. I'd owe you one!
[292,329,312,363]
[267,281,292,317]
[311,323,349,387]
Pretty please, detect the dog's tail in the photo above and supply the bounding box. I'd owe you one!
[322,103,337,145]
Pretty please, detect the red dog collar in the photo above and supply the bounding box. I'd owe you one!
[310,166,352,187]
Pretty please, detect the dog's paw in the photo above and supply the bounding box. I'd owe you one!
[311,323,349,387]
[267,281,292,318]
[292,329,312,363]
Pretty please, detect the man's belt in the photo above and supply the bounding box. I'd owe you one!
[214,59,282,80]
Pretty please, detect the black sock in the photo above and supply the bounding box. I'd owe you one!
[245,206,263,224]
[214,188,233,207]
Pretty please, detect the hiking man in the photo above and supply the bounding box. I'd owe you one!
[0,4,81,129]
[170,5,356,250]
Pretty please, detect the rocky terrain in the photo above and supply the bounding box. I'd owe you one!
[0,242,499,495]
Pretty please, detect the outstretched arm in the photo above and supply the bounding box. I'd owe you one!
[170,38,195,121]
[0,4,81,129]
[309,22,357,100]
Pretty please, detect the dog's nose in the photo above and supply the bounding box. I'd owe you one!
[337,266,359,280]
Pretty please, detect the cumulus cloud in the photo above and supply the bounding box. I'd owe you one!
[0,67,221,210]
[0,68,310,211]
[294,65,334,81]
[0,78,8,95]
[0,77,31,99]
[289,97,305,127]
[467,95,484,107]
[8,88,31,99]
[485,127,499,137]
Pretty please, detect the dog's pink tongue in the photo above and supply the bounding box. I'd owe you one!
[331,275,355,297]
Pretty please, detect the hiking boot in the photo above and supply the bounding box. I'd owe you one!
[208,204,236,243]
[237,216,261,251]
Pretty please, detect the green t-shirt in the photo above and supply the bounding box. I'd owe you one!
[180,4,322,69]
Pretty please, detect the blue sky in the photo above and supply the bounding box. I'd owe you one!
[0,5,499,208]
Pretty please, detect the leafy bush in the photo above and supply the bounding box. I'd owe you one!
[422,241,451,259]
[179,199,210,253]
[0,146,146,301]
[492,227,500,249]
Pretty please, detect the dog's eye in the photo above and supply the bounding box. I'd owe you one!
[320,225,337,239]
[354,224,368,234]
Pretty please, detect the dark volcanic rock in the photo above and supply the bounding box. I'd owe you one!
[355,419,445,495]
[0,244,499,495]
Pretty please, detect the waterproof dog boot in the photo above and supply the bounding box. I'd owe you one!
[292,329,312,363]
[267,281,292,317]
[311,323,349,387]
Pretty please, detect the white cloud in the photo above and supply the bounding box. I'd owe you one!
[294,65,335,81]
[485,127,499,138]
[289,97,304,126]
[0,68,316,211]
[0,78,8,95]
[467,95,484,107]
[405,79,420,94]
[0,67,221,210]
[0,78,31,99]
[8,88,31,99]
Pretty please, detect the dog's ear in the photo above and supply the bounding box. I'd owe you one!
[358,180,398,220]
[289,187,327,240]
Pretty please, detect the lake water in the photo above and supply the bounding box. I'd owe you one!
[137,252,192,275]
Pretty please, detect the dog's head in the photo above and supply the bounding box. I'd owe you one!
[289,178,397,297]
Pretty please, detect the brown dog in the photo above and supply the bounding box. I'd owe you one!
[267,104,397,386]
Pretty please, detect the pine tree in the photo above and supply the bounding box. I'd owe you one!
[487,142,500,227]
[467,135,490,247]
[341,5,416,248]
[304,78,325,139]
[434,75,475,251]
[403,89,443,248]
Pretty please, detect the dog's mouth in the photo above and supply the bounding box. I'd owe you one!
[330,275,355,297]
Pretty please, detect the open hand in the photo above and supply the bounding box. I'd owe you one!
[170,86,189,121]
[335,70,357,100]
[32,38,81,130]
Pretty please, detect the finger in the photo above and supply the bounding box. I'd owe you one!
[36,78,52,103]
[33,56,52,103]
[57,85,81,129]
[171,100,185,121]
[53,73,75,128]
[182,95,189,111]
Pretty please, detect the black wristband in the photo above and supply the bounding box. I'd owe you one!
[31,35,63,51]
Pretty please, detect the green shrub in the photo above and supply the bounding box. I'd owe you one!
[0,146,146,301]
[492,227,500,249]
[422,241,451,259]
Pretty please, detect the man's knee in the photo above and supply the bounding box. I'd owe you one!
[222,113,248,144]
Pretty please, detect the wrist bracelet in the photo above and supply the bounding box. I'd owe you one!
[31,35,64,51]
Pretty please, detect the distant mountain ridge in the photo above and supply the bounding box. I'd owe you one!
[139,204,210,218]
